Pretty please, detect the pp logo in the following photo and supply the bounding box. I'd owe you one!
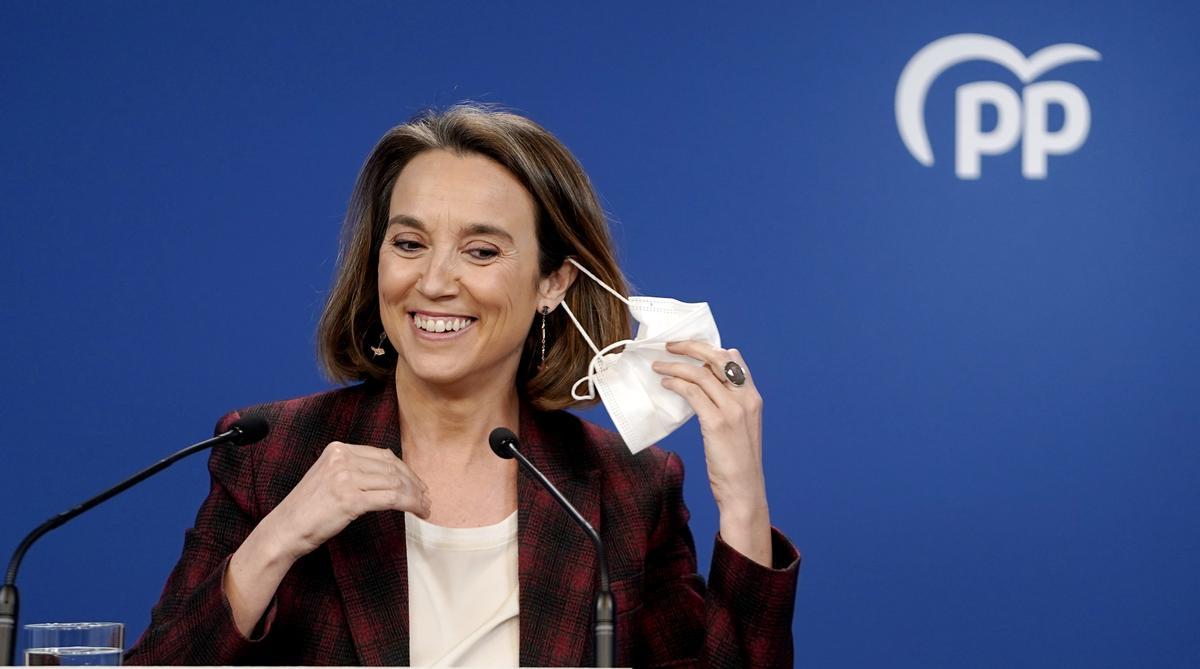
[895,34,1100,179]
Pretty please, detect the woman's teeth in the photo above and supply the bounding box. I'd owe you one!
[413,314,473,333]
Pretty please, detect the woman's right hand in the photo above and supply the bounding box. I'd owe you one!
[261,441,431,561]
[225,441,430,636]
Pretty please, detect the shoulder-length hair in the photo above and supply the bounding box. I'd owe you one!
[317,104,629,411]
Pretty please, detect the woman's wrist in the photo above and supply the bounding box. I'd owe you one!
[717,498,773,567]
[237,520,297,576]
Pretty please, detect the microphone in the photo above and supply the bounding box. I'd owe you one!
[488,427,615,668]
[0,415,270,666]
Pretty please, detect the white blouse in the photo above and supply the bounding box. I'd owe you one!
[404,510,519,668]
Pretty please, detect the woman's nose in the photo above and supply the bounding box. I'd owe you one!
[415,250,459,299]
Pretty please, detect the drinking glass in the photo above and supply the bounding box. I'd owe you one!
[24,622,124,666]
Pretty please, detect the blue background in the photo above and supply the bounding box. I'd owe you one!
[2,1,1198,666]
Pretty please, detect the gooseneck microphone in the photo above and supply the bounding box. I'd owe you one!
[0,415,269,666]
[488,427,616,668]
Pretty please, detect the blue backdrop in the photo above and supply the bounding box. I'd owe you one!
[2,1,1198,666]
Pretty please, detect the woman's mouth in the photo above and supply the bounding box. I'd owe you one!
[409,312,477,339]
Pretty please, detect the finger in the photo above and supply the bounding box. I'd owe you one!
[342,442,405,463]
[336,458,429,497]
[333,443,429,492]
[340,471,403,493]
[660,376,722,426]
[350,446,427,490]
[653,360,735,409]
[346,457,396,477]
[665,340,734,384]
[360,488,432,519]
[361,463,431,499]
[388,458,430,493]
[322,441,398,469]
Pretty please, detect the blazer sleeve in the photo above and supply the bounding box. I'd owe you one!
[637,451,800,668]
[124,410,277,666]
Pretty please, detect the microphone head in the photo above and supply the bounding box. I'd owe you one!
[488,427,518,460]
[230,415,270,445]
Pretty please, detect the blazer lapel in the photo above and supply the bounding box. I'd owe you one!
[517,409,602,668]
[325,382,411,667]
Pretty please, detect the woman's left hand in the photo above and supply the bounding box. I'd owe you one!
[653,341,773,567]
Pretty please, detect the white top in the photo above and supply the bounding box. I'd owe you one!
[404,510,519,668]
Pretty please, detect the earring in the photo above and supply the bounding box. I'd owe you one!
[539,306,550,367]
[370,331,388,358]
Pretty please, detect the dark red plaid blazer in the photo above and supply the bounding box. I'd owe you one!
[126,382,799,667]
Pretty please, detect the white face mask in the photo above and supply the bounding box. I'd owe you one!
[559,258,722,454]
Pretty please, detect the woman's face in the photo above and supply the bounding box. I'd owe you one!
[378,149,569,391]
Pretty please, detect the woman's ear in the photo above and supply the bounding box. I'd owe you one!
[538,259,578,308]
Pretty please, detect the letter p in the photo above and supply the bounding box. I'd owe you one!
[955,82,1022,180]
[1022,81,1091,179]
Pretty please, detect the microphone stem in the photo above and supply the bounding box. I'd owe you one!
[1,426,243,665]
[504,444,615,667]
[4,428,238,586]
[505,445,611,592]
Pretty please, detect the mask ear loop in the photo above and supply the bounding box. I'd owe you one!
[562,301,633,400]
[561,258,636,401]
[567,258,631,306]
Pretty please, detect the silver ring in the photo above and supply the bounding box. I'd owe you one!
[723,361,746,386]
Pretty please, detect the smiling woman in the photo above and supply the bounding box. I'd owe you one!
[124,104,799,668]
[317,107,630,412]
[378,149,576,399]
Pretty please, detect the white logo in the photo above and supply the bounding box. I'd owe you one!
[895,34,1101,179]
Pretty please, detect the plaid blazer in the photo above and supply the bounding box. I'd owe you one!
[126,382,799,668]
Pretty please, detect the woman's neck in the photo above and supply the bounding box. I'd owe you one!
[393,368,522,466]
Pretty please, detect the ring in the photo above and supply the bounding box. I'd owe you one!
[723,361,746,386]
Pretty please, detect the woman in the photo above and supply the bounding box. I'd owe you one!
[126,105,799,668]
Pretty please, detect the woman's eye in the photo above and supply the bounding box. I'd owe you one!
[392,239,425,253]
[467,247,500,261]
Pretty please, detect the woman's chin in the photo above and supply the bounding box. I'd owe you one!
[397,355,482,390]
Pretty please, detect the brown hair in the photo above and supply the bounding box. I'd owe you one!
[317,104,629,410]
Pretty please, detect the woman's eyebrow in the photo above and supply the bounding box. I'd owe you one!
[462,223,514,243]
[387,214,426,231]
[386,214,514,243]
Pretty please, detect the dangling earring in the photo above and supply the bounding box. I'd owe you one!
[539,306,550,367]
[370,331,388,358]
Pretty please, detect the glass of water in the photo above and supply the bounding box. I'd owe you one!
[24,622,124,666]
